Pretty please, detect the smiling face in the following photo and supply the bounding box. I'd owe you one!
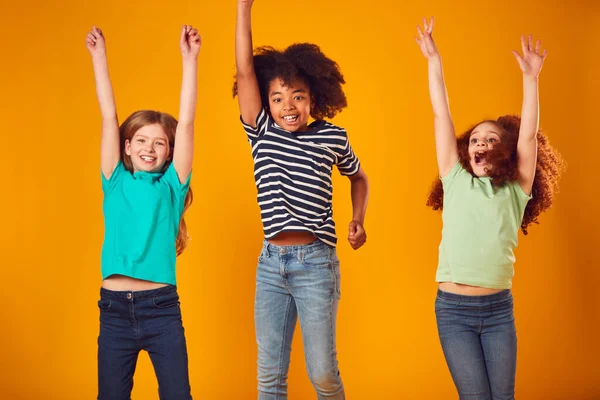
[124,123,171,173]
[268,76,314,132]
[468,121,503,177]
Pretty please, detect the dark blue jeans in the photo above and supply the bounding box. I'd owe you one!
[435,289,517,400]
[97,285,192,400]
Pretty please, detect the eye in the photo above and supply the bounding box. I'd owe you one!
[470,138,478,144]
[272,98,281,103]
[294,95,304,101]
[488,138,497,143]
[137,138,145,143]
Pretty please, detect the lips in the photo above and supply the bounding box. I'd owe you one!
[282,115,299,124]
[474,151,487,165]
[140,155,156,164]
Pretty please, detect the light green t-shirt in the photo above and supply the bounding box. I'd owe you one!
[436,162,531,289]
[101,161,191,285]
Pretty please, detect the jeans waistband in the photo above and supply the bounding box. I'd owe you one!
[436,289,511,303]
[100,285,177,301]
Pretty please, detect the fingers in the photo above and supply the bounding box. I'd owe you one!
[535,39,541,53]
[520,35,527,55]
[348,223,366,249]
[181,25,201,44]
[511,50,523,62]
[180,25,187,44]
[348,221,357,237]
[427,16,434,34]
[417,25,424,39]
[528,35,533,52]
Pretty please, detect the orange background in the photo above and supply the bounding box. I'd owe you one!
[1,0,598,398]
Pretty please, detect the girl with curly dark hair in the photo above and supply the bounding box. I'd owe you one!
[416,17,563,399]
[234,1,369,399]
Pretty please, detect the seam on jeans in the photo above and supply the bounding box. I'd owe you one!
[277,295,293,399]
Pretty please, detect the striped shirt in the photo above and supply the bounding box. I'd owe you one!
[241,108,360,247]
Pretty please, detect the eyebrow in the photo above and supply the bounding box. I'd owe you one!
[134,134,166,141]
[471,130,500,136]
[270,88,308,96]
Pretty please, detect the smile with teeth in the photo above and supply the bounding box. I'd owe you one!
[140,155,156,162]
[282,115,299,123]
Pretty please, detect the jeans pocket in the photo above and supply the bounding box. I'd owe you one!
[434,297,462,314]
[303,246,331,269]
[334,261,341,299]
[153,292,180,309]
[98,299,112,311]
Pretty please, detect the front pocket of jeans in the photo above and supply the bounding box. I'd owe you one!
[303,248,331,268]
[98,299,112,311]
[434,297,461,313]
[152,293,180,309]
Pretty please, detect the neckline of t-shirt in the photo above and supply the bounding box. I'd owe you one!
[272,119,326,134]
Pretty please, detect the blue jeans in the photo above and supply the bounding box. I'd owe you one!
[97,285,192,400]
[435,289,517,400]
[255,240,345,400]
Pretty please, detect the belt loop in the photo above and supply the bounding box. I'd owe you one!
[265,242,271,258]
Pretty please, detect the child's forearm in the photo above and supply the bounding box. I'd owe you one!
[178,58,198,126]
[428,56,452,120]
[350,173,369,225]
[236,2,255,77]
[92,54,117,121]
[519,75,539,141]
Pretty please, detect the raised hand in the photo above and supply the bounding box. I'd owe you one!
[180,25,202,59]
[512,35,547,78]
[86,26,106,57]
[415,17,438,60]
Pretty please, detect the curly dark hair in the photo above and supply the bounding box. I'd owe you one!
[233,43,347,120]
[426,115,565,234]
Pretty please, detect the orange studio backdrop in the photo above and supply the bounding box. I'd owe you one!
[0,0,598,399]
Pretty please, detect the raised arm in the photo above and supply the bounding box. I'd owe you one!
[512,35,547,195]
[236,0,263,126]
[415,18,458,177]
[86,26,120,179]
[173,25,201,184]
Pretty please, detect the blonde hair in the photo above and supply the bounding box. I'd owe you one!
[119,110,193,255]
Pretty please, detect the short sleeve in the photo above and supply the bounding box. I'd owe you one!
[441,161,466,190]
[240,108,269,144]
[101,161,125,194]
[334,132,361,176]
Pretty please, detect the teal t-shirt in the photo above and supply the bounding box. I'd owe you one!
[101,161,191,285]
[436,161,531,289]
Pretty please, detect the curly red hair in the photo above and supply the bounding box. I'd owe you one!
[426,115,565,234]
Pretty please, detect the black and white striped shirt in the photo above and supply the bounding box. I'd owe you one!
[241,109,360,247]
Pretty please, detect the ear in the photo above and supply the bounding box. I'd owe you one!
[125,139,132,156]
[311,95,316,109]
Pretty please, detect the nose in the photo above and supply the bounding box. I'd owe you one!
[282,101,295,111]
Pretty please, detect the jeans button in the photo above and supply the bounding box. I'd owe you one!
[280,248,286,255]
[126,293,132,300]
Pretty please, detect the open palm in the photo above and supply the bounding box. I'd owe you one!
[512,35,547,78]
[415,17,438,60]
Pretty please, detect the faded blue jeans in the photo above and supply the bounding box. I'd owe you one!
[255,240,345,400]
[435,289,517,400]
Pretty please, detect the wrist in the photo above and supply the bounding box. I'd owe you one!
[351,218,364,226]
[523,74,539,83]
[182,56,199,65]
